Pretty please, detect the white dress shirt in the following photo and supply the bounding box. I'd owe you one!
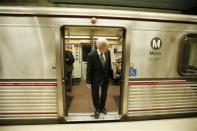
[97,49,106,62]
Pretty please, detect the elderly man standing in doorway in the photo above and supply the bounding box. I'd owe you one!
[86,37,113,119]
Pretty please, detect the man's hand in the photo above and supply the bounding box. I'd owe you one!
[86,84,91,88]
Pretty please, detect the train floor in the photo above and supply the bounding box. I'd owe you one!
[66,79,120,113]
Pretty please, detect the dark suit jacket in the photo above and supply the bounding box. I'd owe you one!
[64,50,75,72]
[86,50,113,86]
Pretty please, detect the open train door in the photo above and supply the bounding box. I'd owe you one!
[60,25,128,122]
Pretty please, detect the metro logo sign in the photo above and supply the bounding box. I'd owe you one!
[151,37,162,50]
[149,37,162,56]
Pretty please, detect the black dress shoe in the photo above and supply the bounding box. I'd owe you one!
[94,109,100,119]
[101,108,107,115]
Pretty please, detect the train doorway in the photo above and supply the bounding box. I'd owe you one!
[62,26,125,121]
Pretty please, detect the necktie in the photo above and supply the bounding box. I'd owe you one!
[100,53,105,66]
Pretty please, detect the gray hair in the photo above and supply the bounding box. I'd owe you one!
[96,37,108,48]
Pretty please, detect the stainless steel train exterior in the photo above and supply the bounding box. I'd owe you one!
[0,6,197,123]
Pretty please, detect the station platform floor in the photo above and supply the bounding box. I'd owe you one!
[0,118,197,131]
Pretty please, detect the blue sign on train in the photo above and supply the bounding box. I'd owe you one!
[129,67,137,76]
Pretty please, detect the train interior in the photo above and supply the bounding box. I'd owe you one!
[62,26,124,121]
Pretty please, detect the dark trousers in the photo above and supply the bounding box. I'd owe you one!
[91,80,109,110]
[65,71,72,91]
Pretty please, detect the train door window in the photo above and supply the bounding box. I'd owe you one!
[63,26,125,121]
[178,34,197,76]
[82,44,92,62]
[81,44,92,80]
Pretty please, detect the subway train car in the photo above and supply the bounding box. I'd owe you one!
[0,6,197,124]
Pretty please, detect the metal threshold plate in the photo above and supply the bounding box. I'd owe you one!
[65,112,121,121]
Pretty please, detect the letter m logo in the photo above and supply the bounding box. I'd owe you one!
[151,37,162,50]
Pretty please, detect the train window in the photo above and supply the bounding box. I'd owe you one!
[82,44,92,62]
[178,34,197,76]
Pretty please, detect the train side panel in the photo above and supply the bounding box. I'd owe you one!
[128,21,197,118]
[0,17,58,120]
